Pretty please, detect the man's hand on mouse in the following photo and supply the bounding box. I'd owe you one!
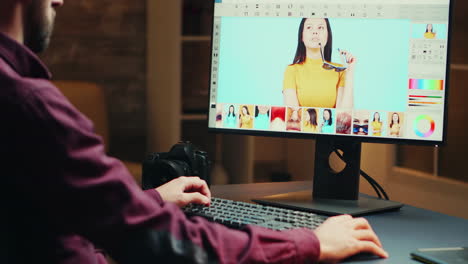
[314,214,389,263]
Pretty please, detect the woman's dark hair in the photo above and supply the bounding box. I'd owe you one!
[373,112,381,122]
[241,106,250,116]
[307,108,318,126]
[292,18,333,65]
[323,109,333,126]
[227,105,235,117]
[390,112,400,127]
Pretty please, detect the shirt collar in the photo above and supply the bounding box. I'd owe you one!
[0,32,52,79]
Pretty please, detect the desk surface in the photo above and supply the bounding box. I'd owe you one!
[211,181,468,264]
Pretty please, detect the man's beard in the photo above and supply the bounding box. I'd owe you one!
[23,0,54,53]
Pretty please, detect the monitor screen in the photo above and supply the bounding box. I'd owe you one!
[207,0,451,145]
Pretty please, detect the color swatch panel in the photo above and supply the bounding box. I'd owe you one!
[409,79,444,90]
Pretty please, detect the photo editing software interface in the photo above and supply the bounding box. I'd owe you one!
[208,0,451,143]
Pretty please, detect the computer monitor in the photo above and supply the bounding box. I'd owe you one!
[207,0,452,215]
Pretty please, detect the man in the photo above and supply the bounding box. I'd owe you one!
[0,0,389,263]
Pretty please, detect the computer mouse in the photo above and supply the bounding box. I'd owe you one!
[341,252,382,262]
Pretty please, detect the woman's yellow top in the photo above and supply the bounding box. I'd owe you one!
[424,32,436,39]
[371,121,382,136]
[389,123,400,136]
[240,115,253,129]
[283,58,345,108]
[303,122,319,133]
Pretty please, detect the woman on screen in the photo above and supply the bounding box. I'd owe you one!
[270,107,286,131]
[283,18,356,109]
[389,112,401,137]
[286,107,302,131]
[424,23,436,39]
[371,112,383,136]
[337,111,352,135]
[239,105,253,129]
[303,108,319,133]
[351,111,368,136]
[254,105,270,130]
[223,105,237,128]
[321,109,334,133]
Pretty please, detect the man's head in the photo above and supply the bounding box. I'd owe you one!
[23,0,63,53]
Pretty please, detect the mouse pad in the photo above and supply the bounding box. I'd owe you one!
[411,247,468,264]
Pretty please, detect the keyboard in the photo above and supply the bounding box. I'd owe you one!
[183,197,328,231]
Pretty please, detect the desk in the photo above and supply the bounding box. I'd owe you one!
[211,181,468,264]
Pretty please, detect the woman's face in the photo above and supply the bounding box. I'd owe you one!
[353,111,369,135]
[287,108,301,131]
[392,113,399,123]
[304,111,310,122]
[324,110,330,121]
[427,24,433,31]
[374,112,380,121]
[290,109,299,121]
[302,18,328,49]
[258,105,269,115]
[229,106,234,113]
[242,107,248,115]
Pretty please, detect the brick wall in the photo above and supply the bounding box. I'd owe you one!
[40,0,147,161]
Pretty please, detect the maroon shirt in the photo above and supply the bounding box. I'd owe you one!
[0,32,320,264]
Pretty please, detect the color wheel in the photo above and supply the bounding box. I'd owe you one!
[414,115,435,138]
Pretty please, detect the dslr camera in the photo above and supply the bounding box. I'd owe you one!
[142,142,211,190]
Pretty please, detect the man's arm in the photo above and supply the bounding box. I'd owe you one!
[18,83,387,264]
[17,85,321,263]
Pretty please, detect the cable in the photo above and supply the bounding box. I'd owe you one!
[333,149,389,200]
[333,149,388,199]
[332,149,381,199]
[333,149,386,199]
[359,169,389,200]
[361,171,383,199]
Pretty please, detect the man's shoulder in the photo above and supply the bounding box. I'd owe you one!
[0,57,57,103]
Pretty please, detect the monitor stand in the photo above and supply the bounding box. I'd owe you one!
[253,138,403,216]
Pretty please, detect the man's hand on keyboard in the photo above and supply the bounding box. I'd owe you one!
[155,176,212,207]
[314,215,389,263]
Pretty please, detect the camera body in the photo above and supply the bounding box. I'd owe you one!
[142,142,211,190]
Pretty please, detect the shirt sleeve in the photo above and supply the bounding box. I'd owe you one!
[283,65,297,91]
[19,86,320,264]
[144,188,165,205]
